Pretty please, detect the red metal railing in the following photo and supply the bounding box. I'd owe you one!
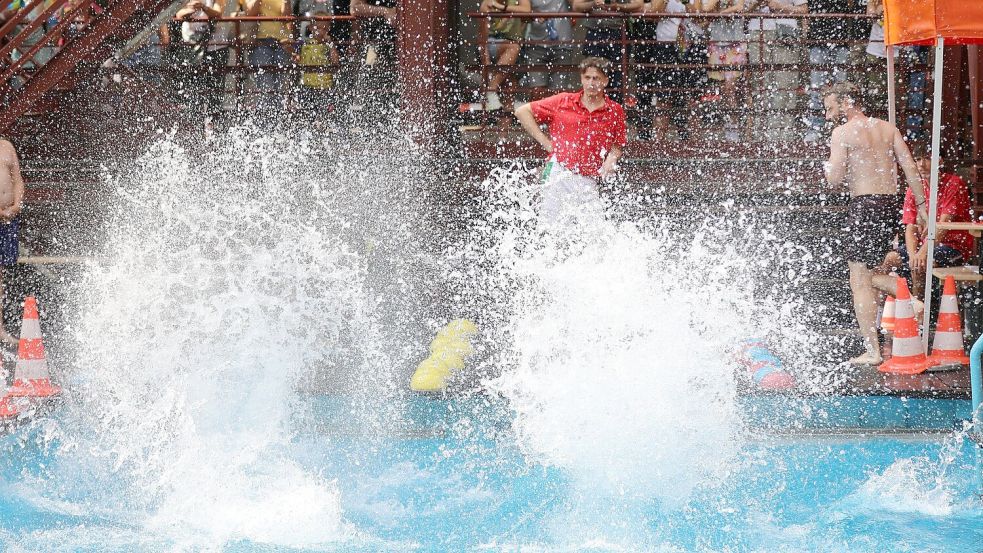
[465,11,918,144]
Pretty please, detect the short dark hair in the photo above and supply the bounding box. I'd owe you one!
[822,82,860,105]
[579,57,612,77]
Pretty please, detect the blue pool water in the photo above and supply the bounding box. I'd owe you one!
[1,395,981,552]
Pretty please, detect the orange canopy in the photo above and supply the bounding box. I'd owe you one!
[884,0,983,46]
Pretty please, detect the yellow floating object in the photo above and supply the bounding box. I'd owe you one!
[410,319,479,392]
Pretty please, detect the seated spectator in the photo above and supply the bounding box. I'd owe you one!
[703,0,747,141]
[478,0,531,111]
[297,14,340,124]
[522,0,573,101]
[171,0,231,119]
[630,0,685,140]
[873,145,974,302]
[244,0,293,115]
[572,0,643,102]
[349,0,397,66]
[746,0,807,141]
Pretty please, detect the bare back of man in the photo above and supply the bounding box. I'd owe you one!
[823,83,926,365]
[0,140,24,346]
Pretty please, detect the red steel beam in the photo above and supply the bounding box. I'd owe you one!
[397,0,451,147]
[0,0,172,132]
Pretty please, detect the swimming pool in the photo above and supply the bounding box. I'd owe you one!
[1,394,980,552]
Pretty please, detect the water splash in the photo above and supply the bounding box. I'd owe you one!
[3,127,432,549]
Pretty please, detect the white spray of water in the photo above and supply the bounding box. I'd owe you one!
[16,129,431,549]
[452,165,810,509]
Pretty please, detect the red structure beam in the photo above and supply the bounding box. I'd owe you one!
[0,0,173,132]
[397,0,452,147]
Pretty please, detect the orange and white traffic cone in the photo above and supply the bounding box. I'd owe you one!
[7,296,60,398]
[0,394,21,420]
[927,275,971,367]
[881,296,896,332]
[878,278,932,375]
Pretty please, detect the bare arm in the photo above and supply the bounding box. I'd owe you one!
[507,0,532,13]
[243,0,261,17]
[1,142,24,220]
[641,0,668,13]
[894,129,927,221]
[599,144,622,179]
[867,0,882,16]
[514,103,553,153]
[608,0,645,12]
[767,0,806,14]
[720,0,746,14]
[175,0,201,19]
[351,0,396,20]
[571,0,595,13]
[201,0,226,18]
[824,127,849,187]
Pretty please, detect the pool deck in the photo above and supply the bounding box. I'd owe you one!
[816,365,971,399]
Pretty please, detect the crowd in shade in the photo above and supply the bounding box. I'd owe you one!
[0,0,931,140]
[477,0,932,143]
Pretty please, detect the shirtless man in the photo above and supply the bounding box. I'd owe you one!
[0,140,22,346]
[823,82,926,365]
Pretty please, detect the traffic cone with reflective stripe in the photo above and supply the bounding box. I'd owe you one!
[881,296,896,332]
[7,297,60,398]
[927,275,970,367]
[878,278,931,375]
[0,394,21,420]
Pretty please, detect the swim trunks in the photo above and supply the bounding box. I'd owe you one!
[843,194,901,268]
[538,159,602,228]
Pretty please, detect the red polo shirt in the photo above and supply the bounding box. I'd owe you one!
[529,90,627,178]
[901,172,974,260]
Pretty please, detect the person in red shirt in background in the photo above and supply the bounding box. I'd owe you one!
[513,56,627,226]
[873,145,973,310]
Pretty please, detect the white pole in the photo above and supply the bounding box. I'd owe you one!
[887,45,896,126]
[922,36,945,351]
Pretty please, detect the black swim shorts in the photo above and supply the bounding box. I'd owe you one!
[842,194,902,268]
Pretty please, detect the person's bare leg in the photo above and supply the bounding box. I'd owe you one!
[849,261,882,364]
[0,272,17,347]
[488,43,521,93]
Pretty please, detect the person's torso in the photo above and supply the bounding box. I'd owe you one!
[362,0,397,42]
[903,176,973,258]
[708,0,745,41]
[489,0,527,40]
[841,118,901,197]
[526,0,572,44]
[182,0,217,43]
[654,0,685,42]
[301,41,335,87]
[584,0,632,30]
[547,93,624,176]
[808,0,866,41]
[256,0,290,40]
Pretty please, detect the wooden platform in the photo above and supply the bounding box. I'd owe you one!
[830,364,972,399]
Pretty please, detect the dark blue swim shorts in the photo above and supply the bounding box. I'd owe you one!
[0,218,20,266]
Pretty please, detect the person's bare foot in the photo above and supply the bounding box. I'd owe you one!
[847,352,883,365]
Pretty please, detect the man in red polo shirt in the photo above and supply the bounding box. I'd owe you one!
[873,147,974,303]
[513,56,627,226]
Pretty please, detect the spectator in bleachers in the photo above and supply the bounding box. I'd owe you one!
[704,0,748,141]
[478,0,531,111]
[630,0,689,140]
[0,139,24,346]
[861,0,886,112]
[350,0,397,66]
[297,13,340,123]
[572,0,643,102]
[522,0,574,101]
[804,0,866,143]
[244,0,293,115]
[172,0,232,119]
[746,0,807,141]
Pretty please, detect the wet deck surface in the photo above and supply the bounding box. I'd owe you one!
[833,365,972,399]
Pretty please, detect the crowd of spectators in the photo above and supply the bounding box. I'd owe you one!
[474,0,917,143]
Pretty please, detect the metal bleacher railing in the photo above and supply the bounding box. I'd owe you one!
[465,11,931,145]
